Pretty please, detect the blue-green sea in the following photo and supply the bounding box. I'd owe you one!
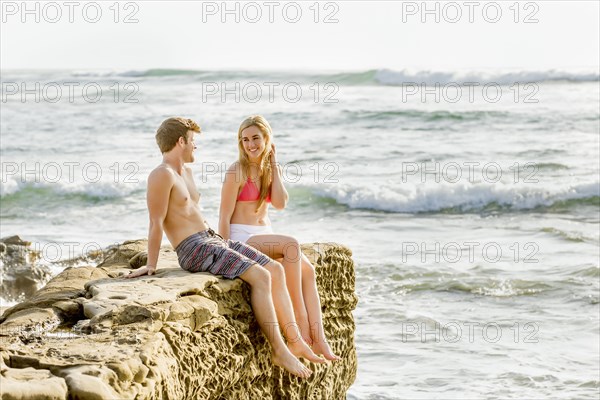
[1,68,599,399]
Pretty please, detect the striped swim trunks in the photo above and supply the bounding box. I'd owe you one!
[175,228,272,279]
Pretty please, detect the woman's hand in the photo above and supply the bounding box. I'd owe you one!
[270,143,277,167]
[125,265,156,279]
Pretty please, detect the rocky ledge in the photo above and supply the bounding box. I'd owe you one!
[0,240,358,399]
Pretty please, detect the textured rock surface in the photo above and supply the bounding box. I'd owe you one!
[0,240,358,399]
[0,235,53,303]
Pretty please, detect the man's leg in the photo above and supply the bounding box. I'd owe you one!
[246,234,311,345]
[258,259,325,364]
[238,264,312,378]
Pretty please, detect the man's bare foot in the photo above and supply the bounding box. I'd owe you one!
[311,339,340,361]
[272,350,312,378]
[288,339,326,364]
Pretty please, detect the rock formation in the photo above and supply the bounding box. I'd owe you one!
[0,240,358,399]
[0,236,53,304]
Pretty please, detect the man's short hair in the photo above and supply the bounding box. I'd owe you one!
[155,117,201,153]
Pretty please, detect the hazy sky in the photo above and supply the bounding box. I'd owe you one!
[1,0,599,71]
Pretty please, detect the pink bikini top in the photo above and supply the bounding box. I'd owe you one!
[237,177,271,203]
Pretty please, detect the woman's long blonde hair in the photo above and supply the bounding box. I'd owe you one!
[237,115,273,212]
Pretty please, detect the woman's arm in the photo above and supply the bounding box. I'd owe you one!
[269,143,289,210]
[219,163,240,240]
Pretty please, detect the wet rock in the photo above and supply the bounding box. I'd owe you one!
[0,236,52,303]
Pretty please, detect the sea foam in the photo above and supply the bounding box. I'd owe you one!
[311,181,600,213]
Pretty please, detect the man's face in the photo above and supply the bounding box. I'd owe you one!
[182,130,197,163]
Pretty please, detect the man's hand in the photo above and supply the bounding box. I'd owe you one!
[125,265,156,279]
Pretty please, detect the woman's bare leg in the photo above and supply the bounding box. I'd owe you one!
[255,257,324,364]
[247,234,312,345]
[300,253,340,361]
[238,264,312,378]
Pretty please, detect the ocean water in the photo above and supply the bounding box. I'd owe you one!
[1,68,599,399]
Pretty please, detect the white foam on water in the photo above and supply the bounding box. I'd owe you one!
[311,181,600,213]
[374,68,600,86]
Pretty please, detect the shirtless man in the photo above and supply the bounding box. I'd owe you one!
[126,117,324,378]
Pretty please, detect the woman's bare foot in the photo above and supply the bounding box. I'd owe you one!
[311,339,340,361]
[288,339,326,364]
[272,350,312,378]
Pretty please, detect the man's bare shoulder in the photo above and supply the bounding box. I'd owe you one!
[148,164,176,185]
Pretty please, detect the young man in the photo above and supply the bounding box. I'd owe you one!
[126,117,324,378]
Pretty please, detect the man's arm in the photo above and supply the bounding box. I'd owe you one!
[126,167,173,278]
[218,163,240,240]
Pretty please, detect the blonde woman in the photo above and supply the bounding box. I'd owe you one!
[219,115,339,361]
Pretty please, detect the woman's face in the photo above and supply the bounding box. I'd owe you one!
[241,125,268,161]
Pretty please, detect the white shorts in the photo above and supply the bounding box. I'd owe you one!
[229,224,273,243]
